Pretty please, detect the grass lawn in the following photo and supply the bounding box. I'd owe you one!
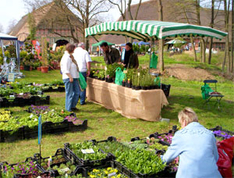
[0,53,233,164]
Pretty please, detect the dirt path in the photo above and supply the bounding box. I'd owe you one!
[164,64,215,81]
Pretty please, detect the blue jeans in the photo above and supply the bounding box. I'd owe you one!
[63,78,79,111]
[79,72,87,105]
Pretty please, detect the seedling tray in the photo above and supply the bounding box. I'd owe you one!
[64,143,113,167]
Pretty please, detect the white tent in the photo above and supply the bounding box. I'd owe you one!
[0,33,21,78]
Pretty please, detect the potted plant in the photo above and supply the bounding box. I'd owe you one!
[40,37,49,73]
[23,53,34,71]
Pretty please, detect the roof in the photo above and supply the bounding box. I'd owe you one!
[9,1,81,41]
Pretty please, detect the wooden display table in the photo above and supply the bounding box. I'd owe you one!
[86,78,169,121]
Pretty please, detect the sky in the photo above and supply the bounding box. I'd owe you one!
[0,0,151,34]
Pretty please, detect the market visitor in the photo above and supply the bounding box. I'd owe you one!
[60,43,80,112]
[74,42,92,105]
[122,42,139,69]
[100,42,120,64]
[161,107,221,178]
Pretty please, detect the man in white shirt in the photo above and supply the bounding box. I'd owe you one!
[73,42,92,105]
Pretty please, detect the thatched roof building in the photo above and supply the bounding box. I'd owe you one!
[9,1,82,46]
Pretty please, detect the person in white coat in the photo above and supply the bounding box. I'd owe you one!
[73,42,92,105]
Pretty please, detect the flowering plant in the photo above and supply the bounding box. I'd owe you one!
[88,167,127,178]
[1,161,40,177]
[29,105,50,115]
[213,130,232,140]
[64,116,83,125]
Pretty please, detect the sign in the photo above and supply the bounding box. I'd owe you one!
[81,148,95,154]
[8,73,15,82]
[38,115,42,145]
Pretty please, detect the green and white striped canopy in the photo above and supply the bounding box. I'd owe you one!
[85,20,227,41]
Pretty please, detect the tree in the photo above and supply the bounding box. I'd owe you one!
[231,0,234,72]
[0,24,4,33]
[27,13,36,40]
[222,0,231,73]
[7,19,17,33]
[208,0,215,64]
[158,0,163,21]
[68,0,111,50]
[127,0,142,20]
[108,0,127,21]
[24,0,110,50]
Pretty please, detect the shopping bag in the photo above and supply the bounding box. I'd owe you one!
[201,83,213,99]
[150,52,158,69]
[78,72,87,90]
[115,67,125,85]
[217,137,234,178]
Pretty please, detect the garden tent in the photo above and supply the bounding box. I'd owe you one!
[92,40,115,47]
[85,20,227,71]
[138,41,150,45]
[0,33,21,75]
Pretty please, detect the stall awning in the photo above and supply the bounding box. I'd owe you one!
[85,20,227,41]
[0,33,18,40]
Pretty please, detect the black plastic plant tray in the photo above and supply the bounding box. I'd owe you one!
[92,136,131,158]
[13,171,51,178]
[0,126,25,142]
[112,160,173,178]
[64,143,113,167]
[1,119,88,142]
[0,157,44,178]
[73,161,127,178]
[34,148,80,177]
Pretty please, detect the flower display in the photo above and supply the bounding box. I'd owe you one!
[213,130,233,139]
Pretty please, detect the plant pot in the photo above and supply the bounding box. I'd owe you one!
[132,85,136,90]
[20,66,24,70]
[105,78,113,83]
[37,67,41,71]
[41,66,49,73]
[30,66,33,71]
[23,65,30,71]
[122,81,126,87]
[135,86,141,90]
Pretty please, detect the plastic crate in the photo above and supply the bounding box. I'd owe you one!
[161,84,171,97]
[64,143,113,167]
[1,126,25,142]
[112,160,174,178]
[0,157,43,178]
[34,148,80,177]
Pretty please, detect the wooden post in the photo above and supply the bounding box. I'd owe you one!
[158,38,164,72]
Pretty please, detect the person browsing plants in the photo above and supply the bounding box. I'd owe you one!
[122,42,139,69]
[73,42,92,105]
[100,42,120,65]
[60,43,80,112]
[161,107,222,178]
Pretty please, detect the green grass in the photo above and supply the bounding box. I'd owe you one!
[0,53,233,164]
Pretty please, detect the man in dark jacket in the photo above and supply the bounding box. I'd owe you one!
[123,42,139,69]
[100,42,120,64]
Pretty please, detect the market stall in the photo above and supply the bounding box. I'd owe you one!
[85,20,227,121]
[86,77,168,121]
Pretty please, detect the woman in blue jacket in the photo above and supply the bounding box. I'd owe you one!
[162,107,221,178]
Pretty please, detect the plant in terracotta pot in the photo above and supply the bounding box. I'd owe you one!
[40,37,49,73]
